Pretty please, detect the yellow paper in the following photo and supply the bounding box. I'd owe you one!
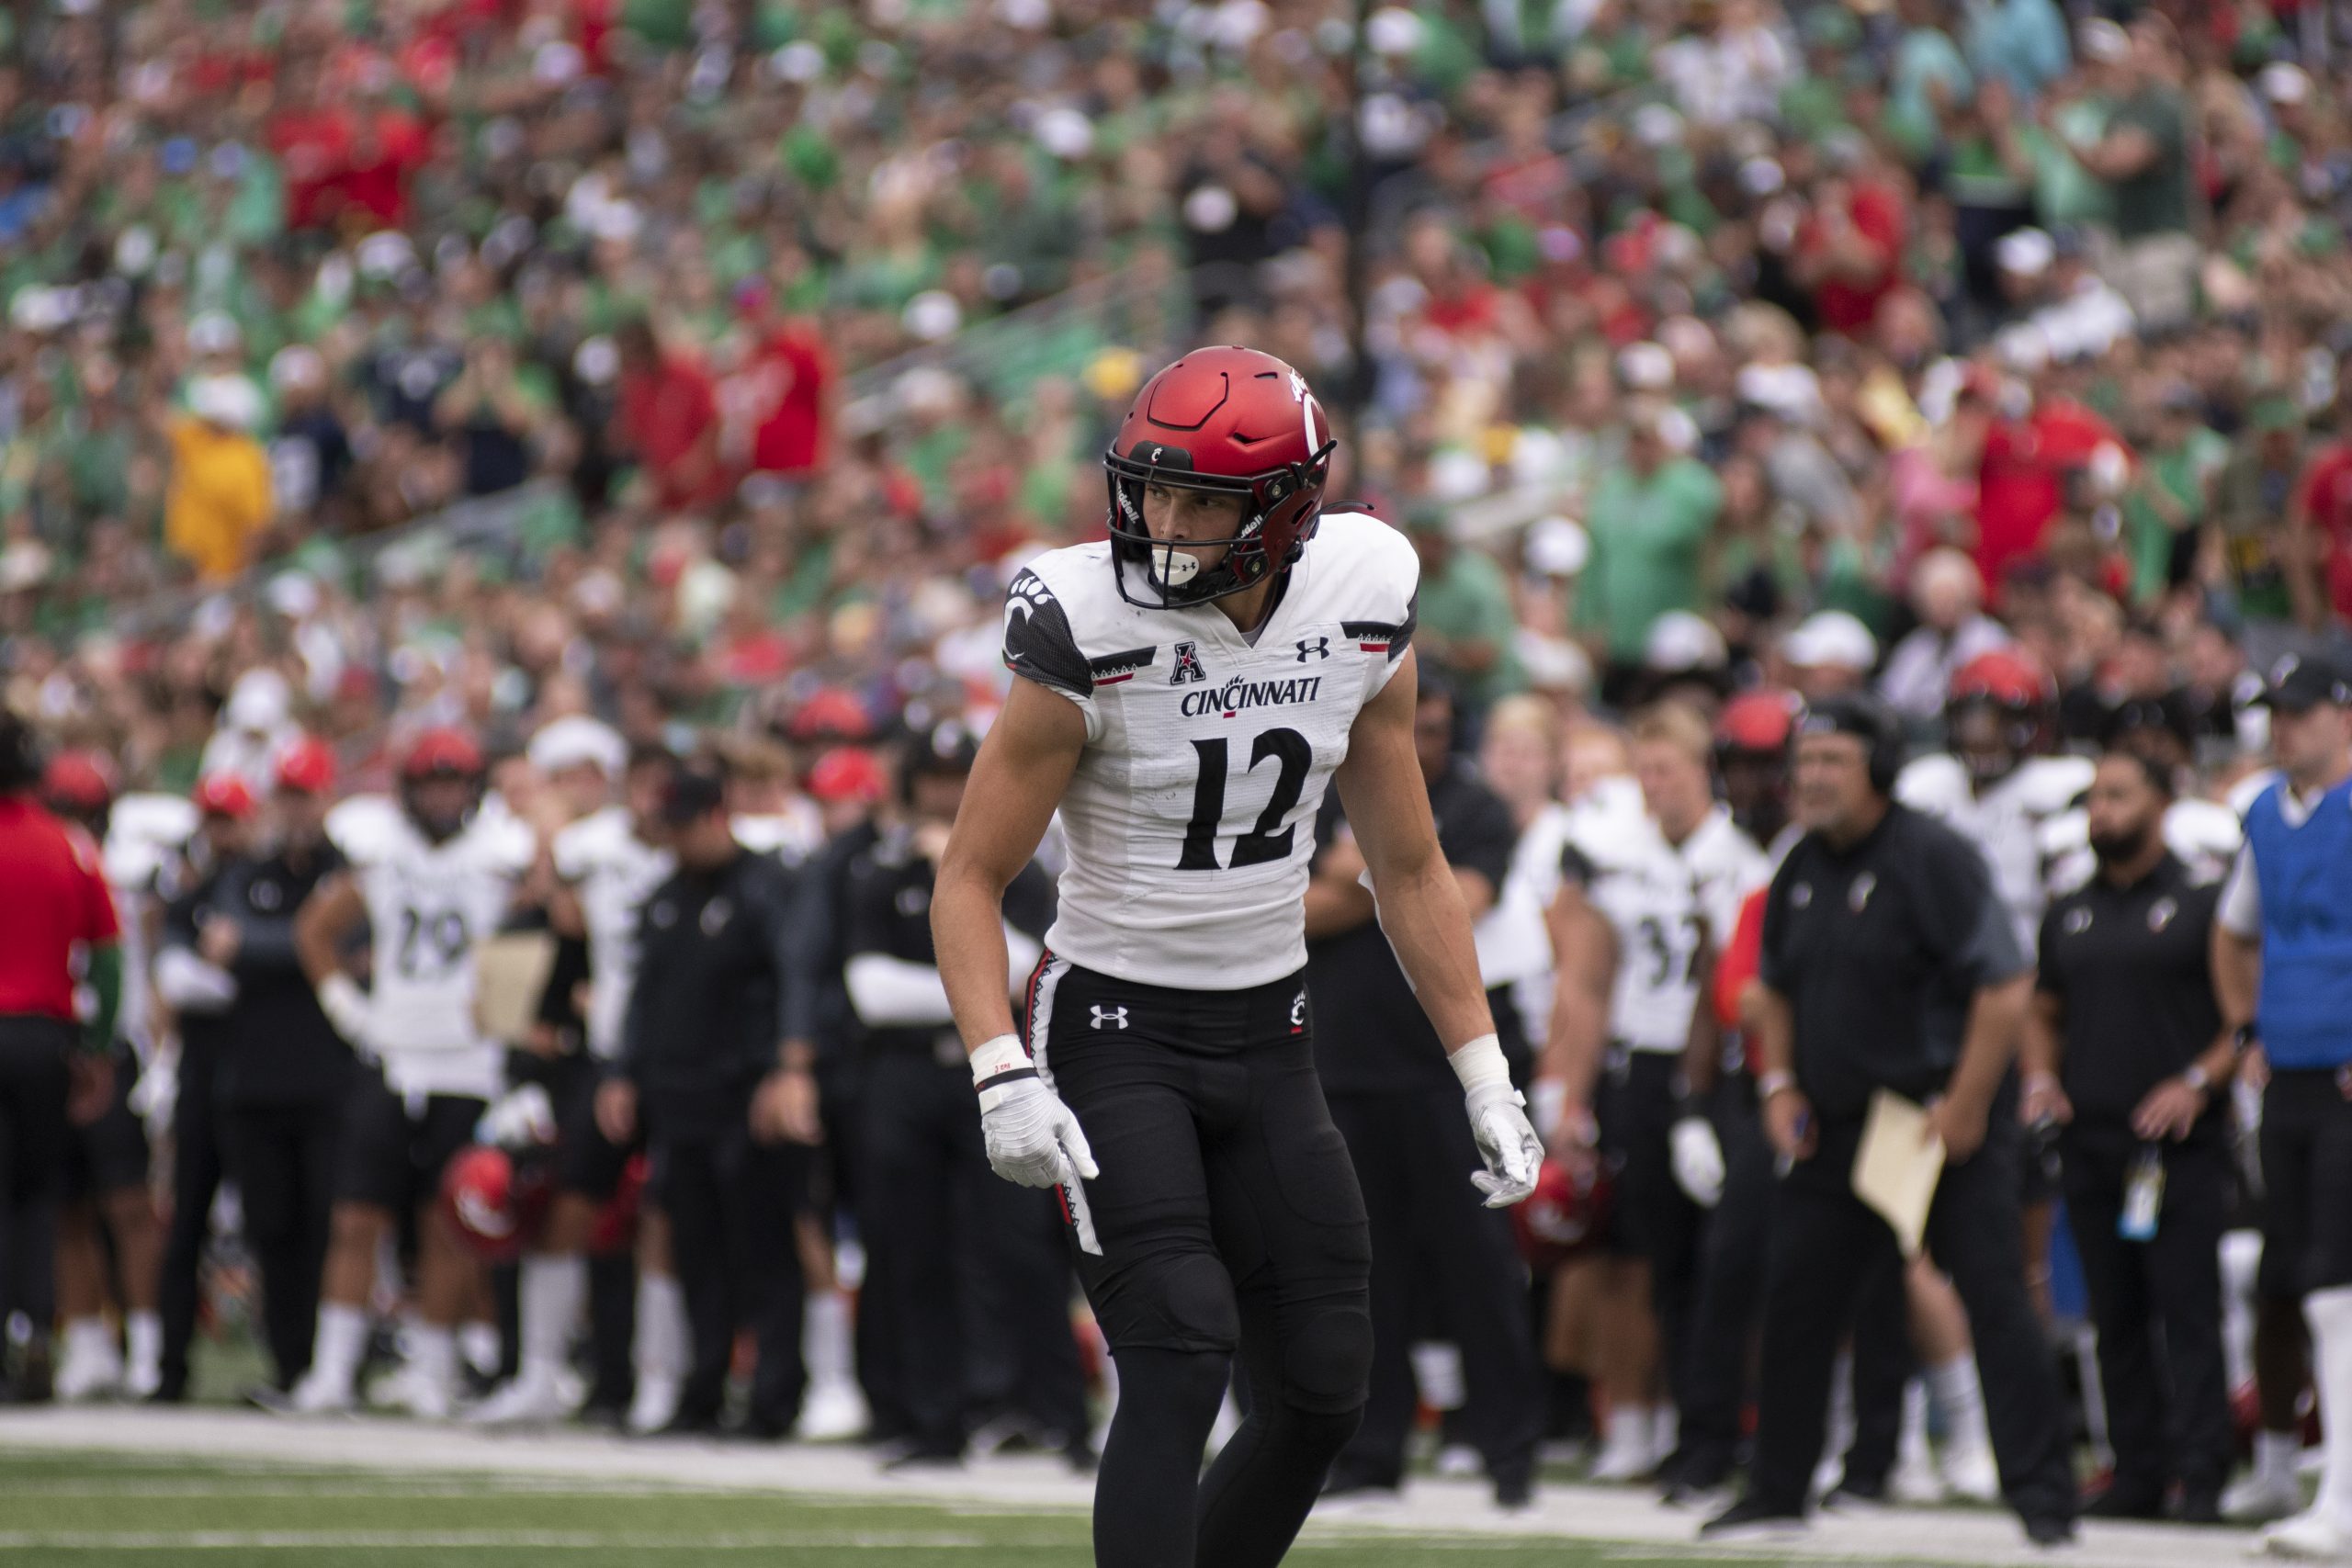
[472,931,559,1044]
[1852,1090,1946,1257]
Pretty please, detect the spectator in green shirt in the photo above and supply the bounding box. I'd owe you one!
[2120,383,2228,605]
[2073,19,2198,326]
[1576,403,1724,695]
[1402,504,1524,716]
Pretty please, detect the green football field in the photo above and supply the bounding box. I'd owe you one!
[0,1449,1789,1567]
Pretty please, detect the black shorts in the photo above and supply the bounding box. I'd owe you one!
[548,1053,638,1202]
[1595,1046,1690,1258]
[62,1046,147,1202]
[1026,953,1373,1415]
[2257,1068,2352,1299]
[334,1072,488,1213]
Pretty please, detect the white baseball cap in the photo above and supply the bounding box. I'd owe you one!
[1784,610,1879,671]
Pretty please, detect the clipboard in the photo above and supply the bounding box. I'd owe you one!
[472,931,559,1044]
[1852,1089,1946,1257]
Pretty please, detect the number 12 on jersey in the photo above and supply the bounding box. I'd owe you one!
[1178,728,1313,871]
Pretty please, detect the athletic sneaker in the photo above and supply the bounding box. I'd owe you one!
[465,1366,577,1427]
[627,1371,682,1436]
[2262,1508,2352,1559]
[794,1379,868,1442]
[53,1343,123,1403]
[371,1364,455,1421]
[280,1367,356,1416]
[2225,1466,2307,1524]
[1700,1497,1809,1540]
[1941,1440,2001,1504]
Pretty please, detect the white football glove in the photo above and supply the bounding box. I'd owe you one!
[1453,1034,1544,1208]
[1670,1114,1725,1208]
[970,1034,1099,1191]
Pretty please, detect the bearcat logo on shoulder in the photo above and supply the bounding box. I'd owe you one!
[1181,674,1324,718]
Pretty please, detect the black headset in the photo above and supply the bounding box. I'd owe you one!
[1798,692,1905,794]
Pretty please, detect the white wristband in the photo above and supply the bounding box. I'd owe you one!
[1448,1032,1512,1094]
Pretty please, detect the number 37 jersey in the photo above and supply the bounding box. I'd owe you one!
[1004,512,1418,990]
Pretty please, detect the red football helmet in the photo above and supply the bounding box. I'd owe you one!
[1511,1157,1613,1272]
[1102,345,1336,609]
[1714,689,1799,757]
[1947,648,2056,781]
[40,750,118,821]
[275,735,337,795]
[400,726,483,840]
[441,1144,552,1263]
[192,772,257,821]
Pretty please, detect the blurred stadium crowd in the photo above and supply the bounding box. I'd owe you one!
[6,0,2352,1532]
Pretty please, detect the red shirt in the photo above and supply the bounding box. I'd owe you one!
[0,798,118,1021]
[619,355,726,510]
[1975,400,2122,588]
[747,326,832,477]
[1801,182,1905,335]
[2295,444,2352,622]
[1716,886,1768,1071]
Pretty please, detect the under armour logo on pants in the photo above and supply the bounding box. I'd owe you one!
[1091,1006,1128,1031]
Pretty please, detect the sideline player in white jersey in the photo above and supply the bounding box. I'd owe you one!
[932,346,1541,1568]
[469,725,688,1428]
[1894,649,2093,959]
[1539,703,1770,1483]
[281,728,536,1417]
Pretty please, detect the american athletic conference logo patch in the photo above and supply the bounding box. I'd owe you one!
[1169,641,1206,685]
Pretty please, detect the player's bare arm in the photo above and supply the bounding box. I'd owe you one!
[294,869,372,1048]
[1332,648,1494,1050]
[1338,647,1543,1205]
[1538,882,1615,1154]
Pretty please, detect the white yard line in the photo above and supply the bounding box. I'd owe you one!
[0,1407,2265,1568]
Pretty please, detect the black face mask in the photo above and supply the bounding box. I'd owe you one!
[2088,825,2154,866]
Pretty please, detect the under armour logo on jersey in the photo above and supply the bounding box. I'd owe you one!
[1091,1005,1129,1031]
[1169,641,1206,686]
[1848,873,1876,913]
[1295,637,1329,662]
[2149,897,2177,932]
[2064,907,2093,936]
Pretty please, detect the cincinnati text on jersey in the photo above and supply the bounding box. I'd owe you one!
[1179,674,1327,718]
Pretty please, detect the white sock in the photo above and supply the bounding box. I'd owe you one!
[63,1317,114,1363]
[635,1273,686,1381]
[125,1311,162,1376]
[1928,1353,1992,1455]
[1653,1403,1679,1459]
[311,1303,368,1393]
[458,1320,502,1379]
[519,1256,588,1379]
[1824,1349,1857,1461]
[2302,1287,2352,1522]
[411,1325,458,1395]
[1409,1341,1466,1412]
[802,1288,854,1391]
[2258,1428,2303,1487]
[1898,1379,1933,1469]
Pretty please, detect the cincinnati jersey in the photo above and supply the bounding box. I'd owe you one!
[551,807,674,1059]
[337,804,535,1095]
[1566,804,1770,1054]
[1003,511,1418,989]
[1895,752,2094,959]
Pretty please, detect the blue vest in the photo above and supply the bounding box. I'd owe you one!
[2246,776,2352,1071]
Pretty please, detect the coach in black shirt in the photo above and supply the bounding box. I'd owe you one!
[1308,675,1541,1507]
[2026,750,2235,1522]
[596,761,806,1436]
[1704,694,2075,1545]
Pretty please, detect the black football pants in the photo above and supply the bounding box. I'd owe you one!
[0,1018,72,1335]
[218,1100,339,1388]
[650,1115,805,1432]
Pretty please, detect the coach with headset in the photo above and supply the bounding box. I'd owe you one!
[1702,694,2077,1546]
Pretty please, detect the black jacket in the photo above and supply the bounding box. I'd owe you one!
[164,842,354,1110]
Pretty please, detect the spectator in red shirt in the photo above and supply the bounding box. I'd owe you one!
[2291,408,2352,630]
[0,713,121,1399]
[1976,393,2126,591]
[744,314,834,480]
[1792,171,1906,336]
[615,319,728,513]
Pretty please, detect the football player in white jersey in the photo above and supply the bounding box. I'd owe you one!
[932,346,1541,1567]
[1894,649,2094,959]
[469,727,686,1429]
[1539,703,1770,1483]
[283,728,537,1417]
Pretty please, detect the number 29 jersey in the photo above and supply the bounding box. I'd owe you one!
[334,801,536,1090]
[1003,511,1418,990]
